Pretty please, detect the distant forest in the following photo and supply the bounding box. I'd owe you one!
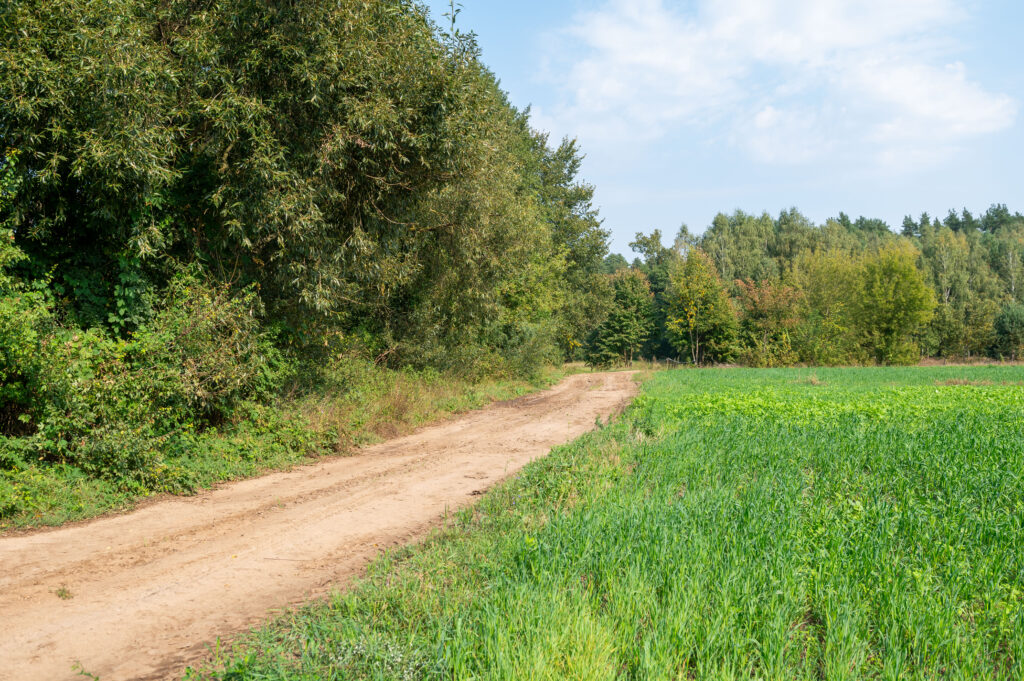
[596,204,1024,367]
[1,0,1021,494]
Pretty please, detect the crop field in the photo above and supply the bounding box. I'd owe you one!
[194,366,1024,681]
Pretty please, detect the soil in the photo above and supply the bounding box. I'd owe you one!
[0,371,638,681]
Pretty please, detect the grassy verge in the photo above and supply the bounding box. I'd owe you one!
[188,365,1023,680]
[0,363,570,532]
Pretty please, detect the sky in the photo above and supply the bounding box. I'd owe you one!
[422,0,1024,255]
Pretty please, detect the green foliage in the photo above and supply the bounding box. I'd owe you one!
[0,230,52,433]
[788,249,863,365]
[1,0,602,365]
[993,302,1024,360]
[664,248,737,364]
[735,279,802,367]
[561,273,613,362]
[852,244,936,364]
[600,253,629,274]
[583,270,652,367]
[192,366,1024,681]
[1,274,285,489]
[0,357,561,528]
[660,204,1024,366]
[2,0,461,324]
[0,0,615,521]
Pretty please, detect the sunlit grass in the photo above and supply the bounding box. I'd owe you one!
[189,366,1024,680]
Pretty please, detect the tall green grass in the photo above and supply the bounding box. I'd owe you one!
[189,366,1024,680]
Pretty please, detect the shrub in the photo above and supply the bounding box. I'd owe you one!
[0,229,53,434]
[5,272,287,486]
[134,273,291,422]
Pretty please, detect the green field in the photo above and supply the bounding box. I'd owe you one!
[192,366,1024,680]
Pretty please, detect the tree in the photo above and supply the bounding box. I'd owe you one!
[700,210,778,285]
[771,208,818,273]
[664,248,737,364]
[583,269,653,366]
[735,279,803,367]
[993,303,1024,360]
[531,135,610,358]
[981,204,1015,232]
[988,223,1024,302]
[789,249,861,365]
[1,0,614,377]
[852,244,936,364]
[601,253,629,274]
[536,136,609,279]
[901,215,919,238]
[1,0,484,333]
[629,229,680,357]
[918,226,1001,357]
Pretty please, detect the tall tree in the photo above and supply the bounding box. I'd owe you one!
[630,229,680,357]
[532,135,610,357]
[789,249,861,365]
[988,223,1024,302]
[601,253,629,274]
[852,244,936,364]
[700,210,777,285]
[735,279,803,367]
[584,269,653,366]
[664,248,737,364]
[993,303,1024,360]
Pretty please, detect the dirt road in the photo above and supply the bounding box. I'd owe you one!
[0,371,637,681]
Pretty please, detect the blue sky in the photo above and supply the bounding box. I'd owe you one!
[423,1,1023,255]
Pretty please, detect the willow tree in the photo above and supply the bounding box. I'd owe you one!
[1,0,470,332]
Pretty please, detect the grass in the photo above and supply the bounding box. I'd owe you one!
[0,363,570,532]
[188,365,1023,680]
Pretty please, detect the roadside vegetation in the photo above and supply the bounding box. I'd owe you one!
[189,365,1024,680]
[0,360,568,530]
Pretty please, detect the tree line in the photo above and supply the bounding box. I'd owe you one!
[586,205,1024,367]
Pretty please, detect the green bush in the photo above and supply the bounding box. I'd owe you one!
[0,230,53,433]
[134,273,291,422]
[2,271,287,486]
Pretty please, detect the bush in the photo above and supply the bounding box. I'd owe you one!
[0,229,53,434]
[3,271,287,486]
[135,273,291,422]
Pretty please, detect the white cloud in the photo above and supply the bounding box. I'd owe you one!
[542,0,1016,169]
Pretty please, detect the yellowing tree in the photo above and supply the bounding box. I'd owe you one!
[853,243,936,364]
[665,249,737,364]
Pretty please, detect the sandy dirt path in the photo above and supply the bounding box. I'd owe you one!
[0,371,637,681]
